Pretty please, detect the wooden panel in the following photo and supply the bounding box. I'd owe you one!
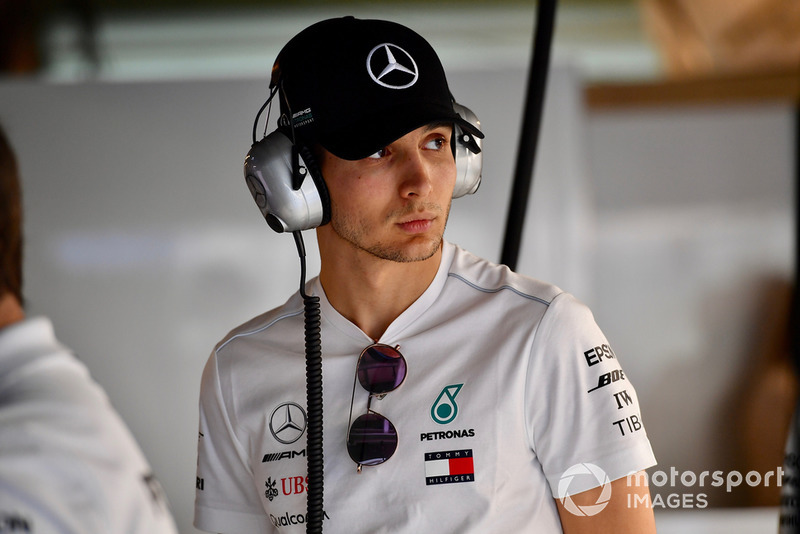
[585,69,800,109]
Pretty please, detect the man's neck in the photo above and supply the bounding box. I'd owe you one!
[0,293,25,331]
[318,243,443,341]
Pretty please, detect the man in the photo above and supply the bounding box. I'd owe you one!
[0,124,178,533]
[195,16,657,533]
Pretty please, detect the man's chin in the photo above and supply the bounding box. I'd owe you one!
[366,236,443,264]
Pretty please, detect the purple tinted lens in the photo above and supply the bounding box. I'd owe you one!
[347,412,398,466]
[357,345,407,395]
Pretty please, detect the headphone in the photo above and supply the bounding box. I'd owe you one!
[244,98,483,233]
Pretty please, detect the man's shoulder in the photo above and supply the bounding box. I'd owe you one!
[446,243,563,306]
[213,289,305,355]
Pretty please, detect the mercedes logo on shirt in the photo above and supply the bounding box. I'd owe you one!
[367,43,419,89]
[269,402,308,444]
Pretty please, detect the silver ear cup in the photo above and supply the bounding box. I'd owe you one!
[244,130,326,232]
[452,103,483,198]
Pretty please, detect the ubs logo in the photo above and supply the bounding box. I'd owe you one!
[269,402,307,444]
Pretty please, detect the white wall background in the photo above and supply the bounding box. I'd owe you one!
[1,8,795,531]
[588,101,795,475]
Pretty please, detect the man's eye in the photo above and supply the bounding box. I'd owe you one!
[425,137,446,150]
[368,148,388,159]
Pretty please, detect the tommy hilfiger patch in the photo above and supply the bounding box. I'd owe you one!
[424,449,475,486]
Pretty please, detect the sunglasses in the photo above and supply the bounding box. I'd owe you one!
[346,343,407,472]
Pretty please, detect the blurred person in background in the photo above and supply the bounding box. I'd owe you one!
[0,122,178,533]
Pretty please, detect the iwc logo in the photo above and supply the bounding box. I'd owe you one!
[366,43,419,89]
[269,402,307,444]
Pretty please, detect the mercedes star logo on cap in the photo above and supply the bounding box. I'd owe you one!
[269,402,308,444]
[367,43,419,89]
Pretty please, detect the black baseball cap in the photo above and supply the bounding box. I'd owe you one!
[271,16,483,161]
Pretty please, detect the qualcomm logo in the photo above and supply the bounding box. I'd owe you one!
[366,43,419,89]
[431,384,463,425]
[558,463,612,516]
[269,402,307,444]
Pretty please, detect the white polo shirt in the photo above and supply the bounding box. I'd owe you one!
[0,317,178,534]
[195,241,656,533]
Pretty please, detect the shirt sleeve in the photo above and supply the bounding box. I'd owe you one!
[194,351,274,533]
[525,292,657,498]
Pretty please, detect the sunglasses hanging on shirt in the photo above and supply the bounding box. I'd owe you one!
[346,344,408,472]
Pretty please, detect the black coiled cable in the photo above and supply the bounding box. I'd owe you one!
[293,231,324,533]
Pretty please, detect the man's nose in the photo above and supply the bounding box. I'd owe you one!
[398,151,433,199]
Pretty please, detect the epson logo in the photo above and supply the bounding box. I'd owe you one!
[583,344,616,367]
[262,449,306,463]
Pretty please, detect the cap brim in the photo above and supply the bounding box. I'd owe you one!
[319,103,484,161]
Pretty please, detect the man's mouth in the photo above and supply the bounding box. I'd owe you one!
[397,215,435,234]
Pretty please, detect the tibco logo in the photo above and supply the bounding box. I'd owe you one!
[558,463,612,516]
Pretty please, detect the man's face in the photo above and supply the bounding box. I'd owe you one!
[317,123,457,263]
